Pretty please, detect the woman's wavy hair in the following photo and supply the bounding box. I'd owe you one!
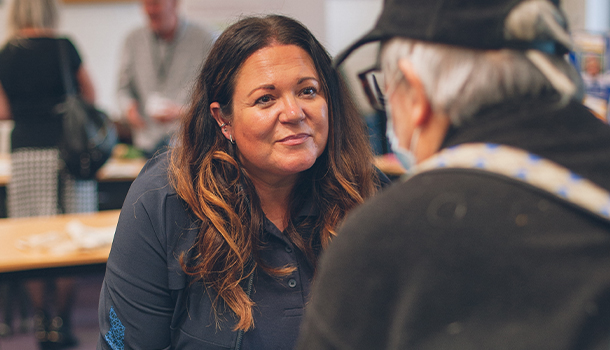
[169,14,378,331]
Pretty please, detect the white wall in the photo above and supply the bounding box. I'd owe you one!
[585,0,610,32]
[181,0,327,45]
[325,0,382,57]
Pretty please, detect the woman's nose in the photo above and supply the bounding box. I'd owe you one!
[279,95,305,123]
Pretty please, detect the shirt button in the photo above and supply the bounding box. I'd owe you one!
[288,279,297,288]
[285,246,293,253]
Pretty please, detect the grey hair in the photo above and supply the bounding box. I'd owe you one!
[380,0,583,126]
[380,38,582,126]
[7,0,59,39]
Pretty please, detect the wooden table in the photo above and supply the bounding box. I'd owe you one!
[95,157,147,182]
[0,210,119,277]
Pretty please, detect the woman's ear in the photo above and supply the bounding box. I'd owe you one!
[210,102,232,141]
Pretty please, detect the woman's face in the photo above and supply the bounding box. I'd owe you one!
[216,44,329,184]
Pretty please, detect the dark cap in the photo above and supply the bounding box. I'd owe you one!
[334,0,568,66]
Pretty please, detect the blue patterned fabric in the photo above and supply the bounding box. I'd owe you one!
[415,143,610,221]
[105,307,125,350]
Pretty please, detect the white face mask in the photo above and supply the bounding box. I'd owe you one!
[386,106,419,173]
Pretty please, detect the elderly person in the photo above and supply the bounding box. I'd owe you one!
[117,0,215,157]
[98,14,387,349]
[297,0,610,349]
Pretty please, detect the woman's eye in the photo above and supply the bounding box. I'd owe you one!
[255,95,273,105]
[301,87,317,97]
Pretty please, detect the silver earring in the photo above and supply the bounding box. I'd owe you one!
[219,122,226,127]
[229,134,234,144]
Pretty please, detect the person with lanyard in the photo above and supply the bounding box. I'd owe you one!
[297,0,610,349]
[117,0,216,158]
[98,14,390,350]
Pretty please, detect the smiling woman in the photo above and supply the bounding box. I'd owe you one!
[211,44,329,204]
[97,14,389,350]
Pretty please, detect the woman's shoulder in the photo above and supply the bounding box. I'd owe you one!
[9,36,82,58]
[118,150,196,258]
[0,37,54,60]
[122,151,180,212]
[55,37,81,52]
[129,151,176,194]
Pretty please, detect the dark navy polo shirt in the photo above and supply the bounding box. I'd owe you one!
[241,215,317,350]
[99,151,319,350]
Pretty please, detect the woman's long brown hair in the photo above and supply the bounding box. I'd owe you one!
[169,15,378,331]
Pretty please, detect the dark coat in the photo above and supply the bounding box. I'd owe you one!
[297,101,610,350]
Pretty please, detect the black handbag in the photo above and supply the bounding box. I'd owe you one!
[55,40,117,180]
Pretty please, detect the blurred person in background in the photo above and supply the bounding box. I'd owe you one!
[117,0,216,158]
[98,15,388,349]
[580,53,610,121]
[0,0,98,348]
[297,0,610,349]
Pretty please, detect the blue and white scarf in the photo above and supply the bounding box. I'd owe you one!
[411,143,610,222]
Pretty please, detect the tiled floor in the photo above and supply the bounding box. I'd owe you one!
[0,273,104,350]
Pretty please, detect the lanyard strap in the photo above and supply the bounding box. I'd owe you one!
[412,143,610,223]
[149,20,186,87]
[150,37,177,86]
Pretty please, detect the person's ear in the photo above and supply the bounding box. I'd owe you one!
[210,102,232,141]
[397,59,451,162]
[397,58,432,128]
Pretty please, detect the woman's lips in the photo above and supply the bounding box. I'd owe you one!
[278,133,311,145]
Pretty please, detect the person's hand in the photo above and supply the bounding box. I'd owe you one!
[126,102,146,129]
